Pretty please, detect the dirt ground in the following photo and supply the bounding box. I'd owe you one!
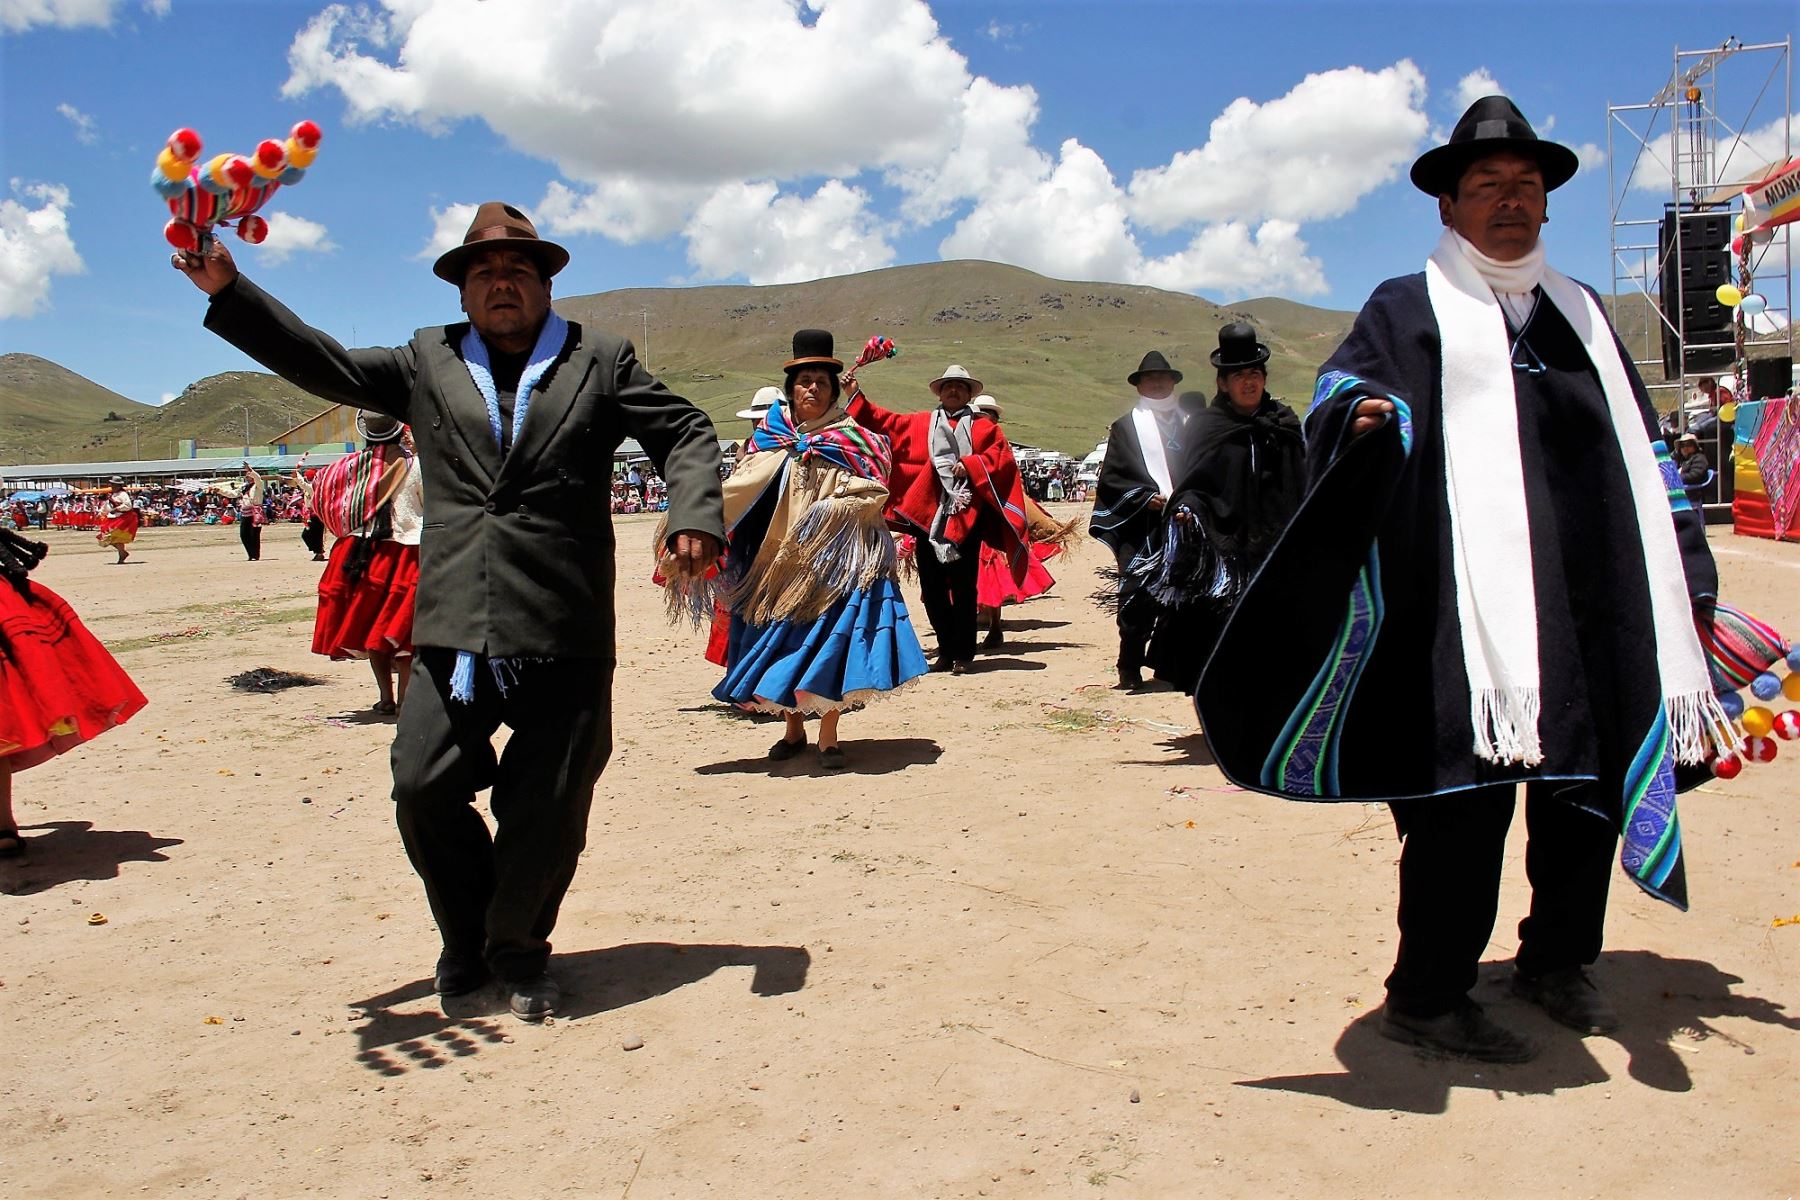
[4,511,1797,1199]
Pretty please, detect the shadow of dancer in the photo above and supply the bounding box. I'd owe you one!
[0,820,183,896]
[1235,951,1799,1113]
[347,941,811,1074]
[694,736,941,777]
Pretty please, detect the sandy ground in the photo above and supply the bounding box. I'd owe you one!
[3,511,1797,1199]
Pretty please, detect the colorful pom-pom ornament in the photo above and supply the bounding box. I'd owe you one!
[284,139,318,169]
[1718,690,1746,719]
[251,139,288,179]
[150,169,188,201]
[1741,706,1775,738]
[156,146,189,182]
[1751,672,1783,701]
[1773,711,1800,740]
[1741,735,1779,763]
[168,128,202,159]
[1786,645,1800,673]
[149,121,320,254]
[1711,752,1744,779]
[236,214,269,244]
[164,220,201,253]
[290,119,322,148]
[277,165,306,186]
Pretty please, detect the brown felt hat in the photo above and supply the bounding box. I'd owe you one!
[432,201,570,285]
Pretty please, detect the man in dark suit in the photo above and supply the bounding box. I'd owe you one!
[175,202,724,1021]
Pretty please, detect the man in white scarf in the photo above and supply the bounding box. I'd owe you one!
[1196,97,1728,1064]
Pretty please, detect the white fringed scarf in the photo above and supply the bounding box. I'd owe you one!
[1130,392,1181,496]
[926,406,974,562]
[1428,228,1728,765]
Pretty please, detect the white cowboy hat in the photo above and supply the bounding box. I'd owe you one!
[734,385,784,421]
[929,364,983,396]
[967,394,1003,420]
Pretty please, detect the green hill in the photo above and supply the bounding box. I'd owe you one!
[0,353,156,462]
[555,260,1358,455]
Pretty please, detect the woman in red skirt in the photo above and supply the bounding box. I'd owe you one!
[965,396,1081,648]
[310,415,421,715]
[95,478,139,565]
[0,527,148,857]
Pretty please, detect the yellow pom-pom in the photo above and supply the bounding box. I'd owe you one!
[1742,706,1775,737]
[285,139,318,169]
[1781,674,1800,702]
[157,147,189,182]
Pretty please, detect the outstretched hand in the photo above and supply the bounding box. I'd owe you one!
[170,237,239,296]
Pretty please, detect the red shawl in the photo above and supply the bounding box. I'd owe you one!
[847,384,1030,583]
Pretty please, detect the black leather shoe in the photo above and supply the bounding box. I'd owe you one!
[1512,967,1619,1035]
[1116,668,1143,691]
[508,973,561,1022]
[951,660,972,675]
[1379,1000,1536,1063]
[982,628,1004,648]
[434,951,490,998]
[767,736,807,761]
[930,656,954,673]
[819,745,848,771]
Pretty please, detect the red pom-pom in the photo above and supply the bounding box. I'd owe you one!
[1741,735,1779,763]
[236,215,269,245]
[291,119,322,149]
[1710,753,1743,779]
[254,139,287,171]
[164,220,200,252]
[1773,711,1800,740]
[223,155,254,188]
[168,127,202,159]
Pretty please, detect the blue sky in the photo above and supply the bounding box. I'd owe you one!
[1,0,1793,410]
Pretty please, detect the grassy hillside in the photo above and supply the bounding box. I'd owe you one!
[11,260,1366,463]
[0,353,156,463]
[555,260,1357,454]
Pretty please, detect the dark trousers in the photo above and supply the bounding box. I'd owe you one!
[390,648,615,981]
[1385,782,1617,1017]
[1116,591,1158,676]
[300,515,325,557]
[915,537,980,663]
[239,519,261,560]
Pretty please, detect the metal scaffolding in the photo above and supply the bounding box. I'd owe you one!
[1606,37,1792,418]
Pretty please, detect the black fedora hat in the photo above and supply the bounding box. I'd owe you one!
[1410,95,1579,196]
[1127,350,1182,386]
[432,201,570,285]
[783,329,843,372]
[1210,322,1270,371]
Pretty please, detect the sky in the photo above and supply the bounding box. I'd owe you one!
[1,0,1794,410]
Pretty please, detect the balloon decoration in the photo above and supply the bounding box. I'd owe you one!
[1716,282,1743,308]
[1692,599,1800,779]
[153,120,322,252]
[1738,293,1768,317]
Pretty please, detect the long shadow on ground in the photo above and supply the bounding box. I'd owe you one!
[0,821,183,896]
[693,736,942,776]
[1235,951,1800,1113]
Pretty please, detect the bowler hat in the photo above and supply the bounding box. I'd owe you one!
[1128,351,1182,386]
[1410,95,1579,196]
[929,364,983,396]
[357,411,405,444]
[431,201,570,285]
[783,329,843,372]
[1210,322,1270,371]
[735,385,784,421]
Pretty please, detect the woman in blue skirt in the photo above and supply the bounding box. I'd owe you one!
[666,330,928,770]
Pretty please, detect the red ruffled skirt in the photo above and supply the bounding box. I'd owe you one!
[312,537,419,659]
[975,541,1059,609]
[0,580,147,772]
[96,510,139,546]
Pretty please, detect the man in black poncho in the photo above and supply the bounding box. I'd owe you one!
[1197,97,1728,1063]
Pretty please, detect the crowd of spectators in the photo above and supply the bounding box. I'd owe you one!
[6,480,308,532]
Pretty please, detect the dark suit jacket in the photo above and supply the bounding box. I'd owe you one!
[206,276,724,660]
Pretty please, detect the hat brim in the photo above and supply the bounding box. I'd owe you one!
[356,414,405,443]
[432,236,570,285]
[733,406,773,420]
[1410,138,1580,196]
[783,356,844,372]
[1127,369,1183,385]
[929,375,983,396]
[1209,346,1270,370]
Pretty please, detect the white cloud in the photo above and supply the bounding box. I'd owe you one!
[940,139,1137,282]
[0,181,84,319]
[1126,61,1429,231]
[1454,69,1502,113]
[143,0,169,14]
[1630,109,1800,193]
[1136,220,1328,299]
[418,202,478,261]
[0,0,113,30]
[279,2,1421,300]
[252,213,337,264]
[56,102,97,145]
[684,179,896,285]
[1573,142,1605,175]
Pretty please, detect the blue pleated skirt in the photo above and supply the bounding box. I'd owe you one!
[713,577,929,713]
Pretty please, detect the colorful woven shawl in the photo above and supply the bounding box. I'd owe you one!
[311,443,397,539]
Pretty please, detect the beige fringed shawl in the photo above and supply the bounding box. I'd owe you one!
[659,401,898,627]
